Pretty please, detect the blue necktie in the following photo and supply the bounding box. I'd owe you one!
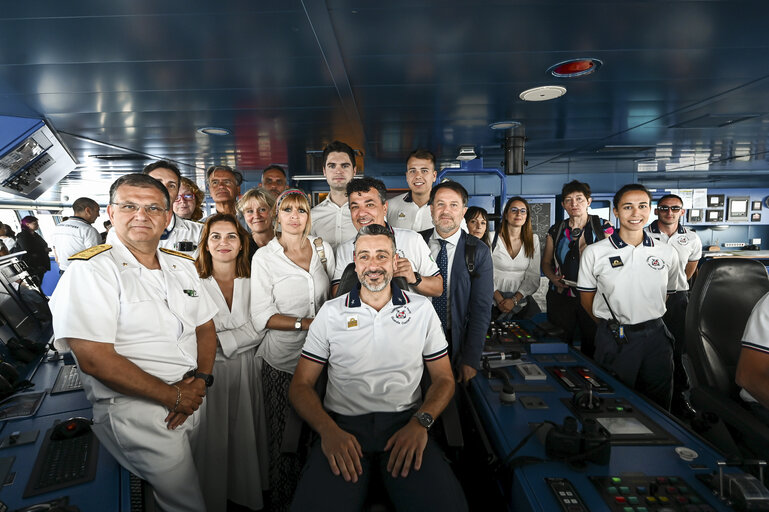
[434,239,449,330]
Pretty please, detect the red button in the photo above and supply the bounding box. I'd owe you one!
[615,497,626,504]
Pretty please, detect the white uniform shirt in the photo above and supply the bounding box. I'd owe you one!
[161,214,203,257]
[310,197,357,250]
[52,217,101,271]
[251,236,334,373]
[428,227,462,323]
[332,225,440,291]
[645,221,702,292]
[492,234,541,298]
[387,192,434,232]
[50,231,218,402]
[739,291,769,403]
[577,232,679,325]
[301,285,448,416]
[201,277,263,359]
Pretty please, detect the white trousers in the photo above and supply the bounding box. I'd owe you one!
[92,396,206,512]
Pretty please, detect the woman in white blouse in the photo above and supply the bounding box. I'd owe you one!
[250,189,334,512]
[192,213,268,512]
[492,196,541,320]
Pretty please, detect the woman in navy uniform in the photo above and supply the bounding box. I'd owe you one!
[577,184,679,410]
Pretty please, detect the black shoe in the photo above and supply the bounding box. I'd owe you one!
[671,393,697,420]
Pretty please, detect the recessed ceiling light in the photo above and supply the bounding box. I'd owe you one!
[519,86,566,102]
[547,58,602,78]
[489,121,521,130]
[197,127,231,136]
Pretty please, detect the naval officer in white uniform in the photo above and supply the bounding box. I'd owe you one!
[50,173,218,512]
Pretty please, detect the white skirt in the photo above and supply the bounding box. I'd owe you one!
[192,346,269,511]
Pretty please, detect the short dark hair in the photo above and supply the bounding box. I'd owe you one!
[657,193,683,205]
[206,165,243,186]
[347,176,387,204]
[407,149,436,167]
[354,224,397,254]
[429,181,468,206]
[322,140,356,169]
[110,173,171,209]
[72,197,99,213]
[262,165,286,178]
[143,160,181,182]
[562,180,591,199]
[613,184,652,208]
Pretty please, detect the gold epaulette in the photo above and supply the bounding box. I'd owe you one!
[160,247,195,261]
[68,244,112,261]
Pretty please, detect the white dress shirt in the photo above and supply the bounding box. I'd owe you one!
[251,236,334,373]
[492,234,541,298]
[310,197,357,250]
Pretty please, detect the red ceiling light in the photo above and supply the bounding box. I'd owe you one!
[548,58,602,78]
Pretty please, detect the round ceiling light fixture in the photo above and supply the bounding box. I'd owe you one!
[489,121,521,130]
[197,126,231,136]
[519,85,566,102]
[547,58,603,78]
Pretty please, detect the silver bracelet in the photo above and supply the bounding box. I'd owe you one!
[172,384,182,412]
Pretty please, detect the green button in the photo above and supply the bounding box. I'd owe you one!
[616,406,625,412]
[636,508,648,512]
[612,477,622,484]
[619,486,631,494]
[689,496,701,504]
[678,486,689,493]
[607,486,618,495]
[623,507,633,512]
[669,477,679,483]
[628,496,639,505]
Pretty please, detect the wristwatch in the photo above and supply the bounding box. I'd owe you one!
[413,411,434,430]
[294,317,303,331]
[410,272,423,287]
[195,372,215,387]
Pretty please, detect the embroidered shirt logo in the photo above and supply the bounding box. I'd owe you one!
[391,306,412,325]
[347,316,358,329]
[647,256,665,270]
[609,256,623,268]
[677,237,689,245]
[183,289,198,297]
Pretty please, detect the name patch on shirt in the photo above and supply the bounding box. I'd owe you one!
[346,315,359,329]
[609,256,623,268]
[391,306,412,325]
[647,256,666,270]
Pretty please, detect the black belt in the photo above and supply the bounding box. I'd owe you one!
[622,318,664,332]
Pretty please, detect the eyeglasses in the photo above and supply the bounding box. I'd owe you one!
[508,207,527,215]
[175,193,194,202]
[657,205,682,212]
[110,203,168,217]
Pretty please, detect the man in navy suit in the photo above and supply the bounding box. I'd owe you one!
[421,182,494,382]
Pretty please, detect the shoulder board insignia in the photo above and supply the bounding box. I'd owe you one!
[159,247,195,261]
[69,244,112,261]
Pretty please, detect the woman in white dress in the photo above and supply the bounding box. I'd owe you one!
[192,213,268,511]
[492,196,541,320]
[251,189,334,512]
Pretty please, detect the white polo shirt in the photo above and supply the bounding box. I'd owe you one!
[310,197,357,250]
[387,192,434,232]
[301,284,448,416]
[332,224,440,290]
[50,231,218,403]
[161,214,203,257]
[52,216,101,271]
[739,291,769,403]
[645,221,702,292]
[577,232,679,325]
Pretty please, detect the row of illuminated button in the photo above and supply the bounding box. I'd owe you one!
[615,495,703,505]
[607,484,692,495]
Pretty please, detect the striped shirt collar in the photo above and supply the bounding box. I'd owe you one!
[609,230,654,249]
[345,282,410,308]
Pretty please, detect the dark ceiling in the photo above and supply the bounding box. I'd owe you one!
[0,0,768,201]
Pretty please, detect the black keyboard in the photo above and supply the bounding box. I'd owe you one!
[51,364,83,394]
[23,426,99,498]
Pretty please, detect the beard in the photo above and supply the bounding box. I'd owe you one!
[360,270,391,292]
